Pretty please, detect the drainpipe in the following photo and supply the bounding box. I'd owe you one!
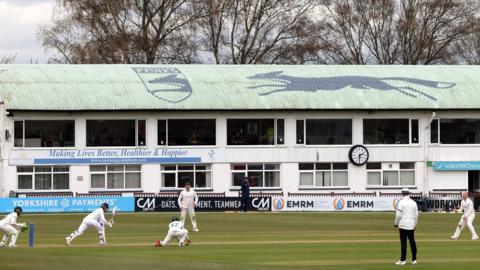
[424,112,436,196]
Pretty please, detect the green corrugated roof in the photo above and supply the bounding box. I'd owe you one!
[0,64,479,111]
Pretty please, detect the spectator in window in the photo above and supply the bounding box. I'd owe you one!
[240,176,250,212]
[262,125,274,144]
[231,131,246,145]
[188,132,200,145]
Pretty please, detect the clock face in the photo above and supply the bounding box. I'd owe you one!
[349,145,369,166]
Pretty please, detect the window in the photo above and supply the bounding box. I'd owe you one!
[158,119,215,146]
[87,119,145,147]
[227,119,284,145]
[299,163,348,188]
[431,119,439,143]
[17,166,69,191]
[296,119,352,145]
[363,119,418,144]
[161,164,212,189]
[90,165,141,190]
[366,162,415,187]
[296,119,304,144]
[231,163,280,188]
[14,120,75,148]
[432,119,480,144]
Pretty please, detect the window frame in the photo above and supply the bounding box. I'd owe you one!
[296,118,353,146]
[16,166,70,192]
[13,119,76,149]
[366,162,416,188]
[89,164,142,191]
[298,163,349,189]
[431,118,480,145]
[226,118,285,147]
[363,118,420,145]
[160,164,212,190]
[157,118,217,147]
[230,163,281,189]
[86,119,147,148]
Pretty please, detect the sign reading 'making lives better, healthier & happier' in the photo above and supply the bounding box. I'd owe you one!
[9,148,222,165]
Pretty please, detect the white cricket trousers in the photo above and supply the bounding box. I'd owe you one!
[0,224,20,247]
[180,208,198,230]
[453,215,478,239]
[67,220,106,244]
[161,229,189,246]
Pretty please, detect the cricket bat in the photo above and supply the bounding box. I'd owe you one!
[111,206,117,221]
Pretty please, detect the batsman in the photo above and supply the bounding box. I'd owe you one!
[65,203,114,246]
[0,207,27,248]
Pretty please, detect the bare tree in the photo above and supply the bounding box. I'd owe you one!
[312,0,478,64]
[227,0,316,64]
[0,54,16,64]
[454,23,480,64]
[194,0,316,64]
[39,0,201,64]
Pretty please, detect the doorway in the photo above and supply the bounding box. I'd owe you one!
[468,171,480,193]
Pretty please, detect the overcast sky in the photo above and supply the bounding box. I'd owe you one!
[0,0,55,63]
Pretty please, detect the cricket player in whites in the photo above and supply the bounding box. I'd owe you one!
[0,207,27,248]
[178,182,199,232]
[154,217,191,247]
[451,191,478,240]
[65,203,114,246]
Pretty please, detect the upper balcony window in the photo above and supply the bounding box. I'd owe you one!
[158,119,216,146]
[296,119,352,145]
[14,120,75,148]
[431,118,480,144]
[227,119,284,146]
[363,119,419,144]
[87,119,146,147]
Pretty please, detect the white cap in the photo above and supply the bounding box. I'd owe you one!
[401,188,410,194]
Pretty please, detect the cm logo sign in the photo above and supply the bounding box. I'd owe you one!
[251,197,271,211]
[136,198,156,210]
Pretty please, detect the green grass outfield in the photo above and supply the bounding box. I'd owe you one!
[0,212,479,270]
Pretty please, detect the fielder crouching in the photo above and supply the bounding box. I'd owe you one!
[155,217,191,247]
[0,207,27,248]
[451,191,478,240]
[65,203,114,246]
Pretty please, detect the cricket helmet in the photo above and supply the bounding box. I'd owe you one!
[14,206,23,213]
[171,216,180,222]
[101,203,110,209]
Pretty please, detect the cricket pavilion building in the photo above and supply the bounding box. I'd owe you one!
[0,65,479,198]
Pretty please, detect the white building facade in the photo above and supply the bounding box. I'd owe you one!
[0,65,479,197]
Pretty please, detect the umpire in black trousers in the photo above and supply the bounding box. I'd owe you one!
[394,188,419,265]
[240,176,250,212]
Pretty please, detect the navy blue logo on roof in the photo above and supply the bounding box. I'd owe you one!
[247,71,455,100]
[133,67,192,103]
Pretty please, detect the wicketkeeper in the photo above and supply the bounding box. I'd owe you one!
[451,191,478,240]
[0,207,27,248]
[65,203,114,246]
[154,217,191,247]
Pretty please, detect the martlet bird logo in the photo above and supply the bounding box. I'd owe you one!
[133,67,192,103]
[333,198,345,210]
[273,197,285,210]
[247,71,455,100]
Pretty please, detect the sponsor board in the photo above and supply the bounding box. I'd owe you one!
[422,197,462,211]
[433,161,480,171]
[9,148,222,165]
[271,197,400,212]
[0,197,134,213]
[135,197,271,212]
